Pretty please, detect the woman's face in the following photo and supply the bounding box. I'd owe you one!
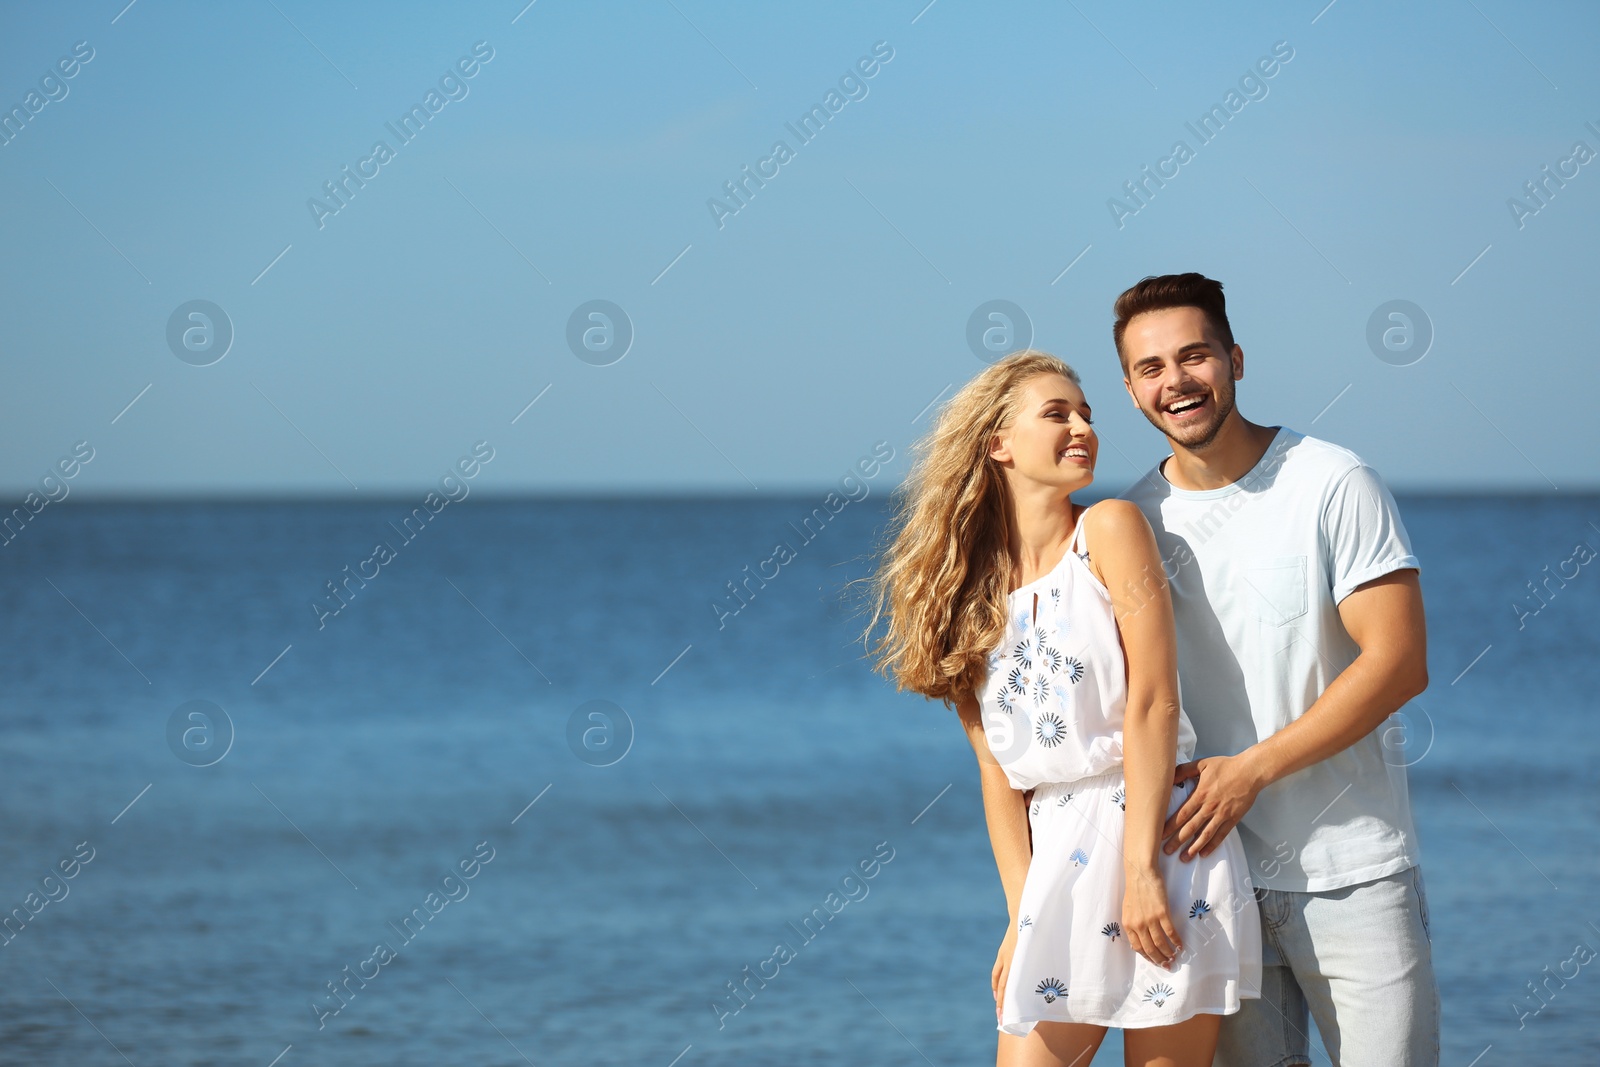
[990,372,1097,493]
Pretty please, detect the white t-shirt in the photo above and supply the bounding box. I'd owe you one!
[1121,427,1422,892]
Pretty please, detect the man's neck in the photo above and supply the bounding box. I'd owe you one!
[1161,415,1280,492]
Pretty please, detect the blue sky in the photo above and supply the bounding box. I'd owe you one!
[2,0,1596,496]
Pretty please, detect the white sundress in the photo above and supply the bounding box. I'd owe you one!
[981,508,1262,1035]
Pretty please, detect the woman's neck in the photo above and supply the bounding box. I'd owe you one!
[1007,485,1079,582]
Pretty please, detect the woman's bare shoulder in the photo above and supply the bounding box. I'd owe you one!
[1081,497,1151,539]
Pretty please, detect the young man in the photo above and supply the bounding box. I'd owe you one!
[1113,273,1439,1066]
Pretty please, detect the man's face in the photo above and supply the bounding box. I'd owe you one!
[1121,306,1242,451]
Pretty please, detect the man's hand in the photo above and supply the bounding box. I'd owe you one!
[1162,753,1266,860]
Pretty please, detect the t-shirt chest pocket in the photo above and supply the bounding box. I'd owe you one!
[1244,554,1308,626]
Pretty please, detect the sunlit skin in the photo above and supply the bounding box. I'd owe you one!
[1117,303,1429,870]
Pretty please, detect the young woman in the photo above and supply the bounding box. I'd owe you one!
[862,351,1260,1067]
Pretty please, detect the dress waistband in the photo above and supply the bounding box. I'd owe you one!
[1029,764,1125,794]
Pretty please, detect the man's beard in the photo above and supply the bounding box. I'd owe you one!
[1139,379,1237,452]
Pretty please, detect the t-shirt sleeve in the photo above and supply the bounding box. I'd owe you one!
[1322,464,1420,604]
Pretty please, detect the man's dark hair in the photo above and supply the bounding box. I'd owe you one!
[1113,272,1234,369]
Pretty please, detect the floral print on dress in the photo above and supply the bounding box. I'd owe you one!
[1189,899,1211,920]
[1069,848,1089,867]
[985,597,1091,724]
[1013,634,1035,671]
[1032,672,1053,706]
[1143,983,1175,1008]
[1005,624,1073,705]
[1036,712,1067,748]
[1018,915,1032,932]
[1110,786,1126,811]
[1035,978,1068,1004]
[1101,921,1122,941]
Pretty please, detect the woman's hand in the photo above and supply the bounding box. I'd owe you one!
[992,922,1018,1021]
[1122,867,1183,970]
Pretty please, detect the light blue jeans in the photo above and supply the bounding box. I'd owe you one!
[1215,865,1440,1067]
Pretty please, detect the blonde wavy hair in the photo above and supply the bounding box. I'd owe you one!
[857,350,1082,708]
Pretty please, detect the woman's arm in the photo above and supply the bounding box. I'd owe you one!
[956,689,1031,1019]
[954,690,1031,920]
[1084,499,1184,966]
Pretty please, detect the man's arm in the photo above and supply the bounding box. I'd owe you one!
[1161,568,1428,859]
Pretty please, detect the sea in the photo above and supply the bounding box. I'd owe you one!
[0,493,1595,1066]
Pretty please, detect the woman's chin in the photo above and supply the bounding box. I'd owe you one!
[1063,467,1095,491]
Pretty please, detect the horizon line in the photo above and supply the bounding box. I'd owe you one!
[6,484,1596,505]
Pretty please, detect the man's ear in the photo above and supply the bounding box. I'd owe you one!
[1230,344,1244,381]
[1123,375,1137,406]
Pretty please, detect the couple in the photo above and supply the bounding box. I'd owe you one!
[863,273,1439,1066]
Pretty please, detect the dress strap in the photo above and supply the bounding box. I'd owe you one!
[1068,505,1090,556]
